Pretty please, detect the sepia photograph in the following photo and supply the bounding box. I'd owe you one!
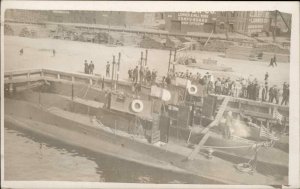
[1,1,299,188]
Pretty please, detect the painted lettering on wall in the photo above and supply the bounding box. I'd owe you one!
[177,12,215,26]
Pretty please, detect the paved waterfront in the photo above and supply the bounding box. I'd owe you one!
[5,36,289,86]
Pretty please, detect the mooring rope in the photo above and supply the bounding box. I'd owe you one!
[201,144,253,149]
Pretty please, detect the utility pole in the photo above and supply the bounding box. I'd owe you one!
[111,55,115,90]
[141,51,144,66]
[225,11,229,40]
[116,52,121,90]
[71,83,74,101]
[173,49,177,74]
[273,10,278,42]
[140,51,143,84]
[167,50,172,74]
[145,49,148,66]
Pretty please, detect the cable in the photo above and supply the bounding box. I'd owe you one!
[201,144,253,149]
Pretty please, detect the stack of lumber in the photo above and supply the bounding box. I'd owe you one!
[139,35,166,49]
[165,36,182,49]
[19,27,31,37]
[4,24,14,35]
[225,46,258,60]
[200,40,234,53]
[256,43,290,54]
[177,36,191,43]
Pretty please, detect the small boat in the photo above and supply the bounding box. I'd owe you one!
[177,57,233,72]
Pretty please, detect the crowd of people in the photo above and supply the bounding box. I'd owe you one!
[127,66,158,85]
[163,70,289,106]
[85,59,288,106]
[84,60,95,74]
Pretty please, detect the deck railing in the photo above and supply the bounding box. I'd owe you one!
[4,68,289,120]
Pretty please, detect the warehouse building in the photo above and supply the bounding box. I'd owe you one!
[5,9,145,27]
[162,11,291,36]
[163,12,221,33]
[5,9,291,37]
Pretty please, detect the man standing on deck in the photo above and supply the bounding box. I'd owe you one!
[128,68,132,81]
[52,49,56,57]
[19,48,23,55]
[106,61,110,78]
[269,86,274,103]
[264,72,269,100]
[247,82,251,99]
[262,85,267,102]
[274,85,280,104]
[273,54,277,67]
[215,78,221,95]
[241,78,247,98]
[254,80,260,101]
[89,61,95,75]
[84,60,89,74]
[224,111,233,139]
[281,83,289,106]
[139,66,144,84]
[133,66,139,83]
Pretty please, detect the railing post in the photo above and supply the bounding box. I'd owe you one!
[27,71,30,88]
[268,107,272,115]
[71,83,74,101]
[57,74,60,80]
[9,83,13,93]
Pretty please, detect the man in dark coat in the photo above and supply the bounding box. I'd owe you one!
[262,86,267,102]
[264,72,269,99]
[133,66,139,83]
[106,61,110,77]
[89,61,95,74]
[84,60,89,74]
[268,57,274,67]
[273,54,277,66]
[281,83,289,105]
[269,86,274,103]
[273,86,279,104]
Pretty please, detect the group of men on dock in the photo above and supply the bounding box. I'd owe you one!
[84,60,95,74]
[163,70,289,106]
[127,66,157,85]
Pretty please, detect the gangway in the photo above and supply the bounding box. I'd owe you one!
[187,96,230,160]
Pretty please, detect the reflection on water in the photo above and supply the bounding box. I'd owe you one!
[4,124,202,184]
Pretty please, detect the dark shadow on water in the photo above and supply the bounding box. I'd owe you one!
[5,123,203,184]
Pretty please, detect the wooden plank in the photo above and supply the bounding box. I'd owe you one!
[4,77,44,84]
[215,106,275,120]
[211,94,289,111]
[187,96,229,160]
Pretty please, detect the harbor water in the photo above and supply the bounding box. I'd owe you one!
[4,124,203,184]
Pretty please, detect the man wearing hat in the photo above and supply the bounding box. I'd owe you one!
[274,85,280,104]
[84,60,89,74]
[281,83,289,105]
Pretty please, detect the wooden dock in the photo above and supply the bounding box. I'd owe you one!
[4,68,289,123]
